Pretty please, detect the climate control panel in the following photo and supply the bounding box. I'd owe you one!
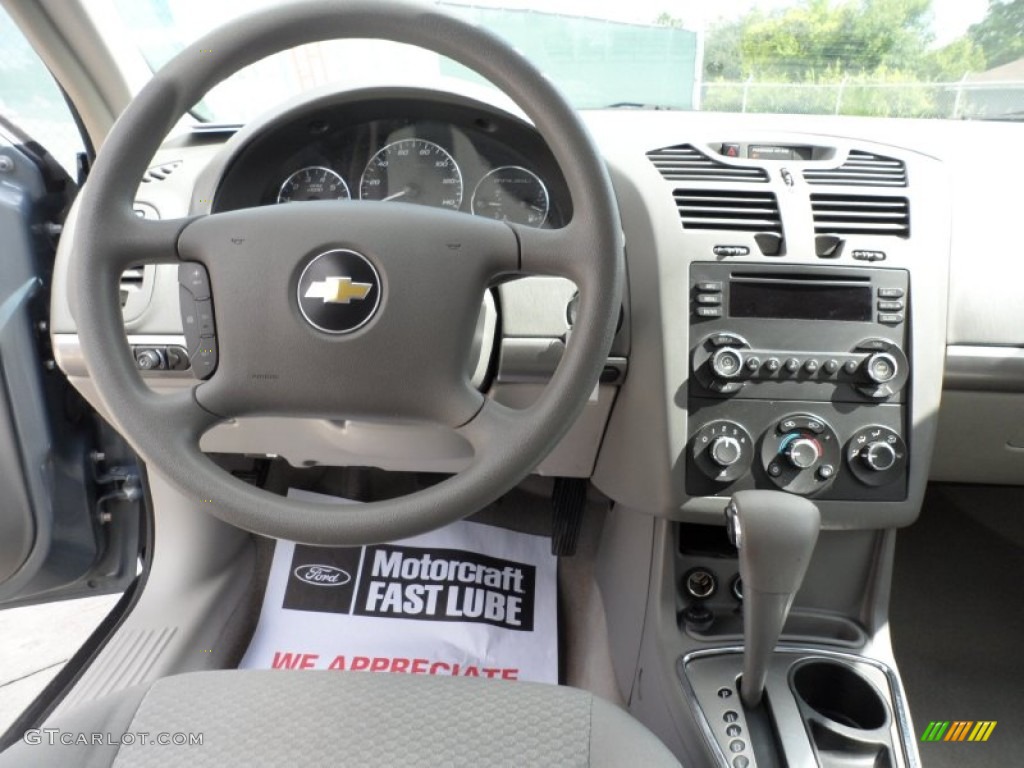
[686,405,908,501]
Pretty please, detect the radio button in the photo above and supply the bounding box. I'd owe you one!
[843,359,860,375]
[878,313,904,325]
[866,353,899,384]
[878,300,904,312]
[697,281,723,292]
[823,359,840,374]
[878,287,904,299]
[697,307,724,318]
[856,339,889,351]
[745,356,762,372]
[712,348,744,379]
[804,359,820,374]
[765,357,781,373]
[711,334,745,347]
[697,294,723,305]
[784,357,801,373]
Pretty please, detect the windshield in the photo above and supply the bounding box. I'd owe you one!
[104,0,1024,122]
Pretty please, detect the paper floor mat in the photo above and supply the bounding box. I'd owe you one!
[240,488,558,683]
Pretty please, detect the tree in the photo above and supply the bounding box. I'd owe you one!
[968,0,1024,69]
[740,0,933,79]
[703,19,744,80]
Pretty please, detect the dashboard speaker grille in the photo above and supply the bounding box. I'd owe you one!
[803,150,907,187]
[648,144,768,182]
[811,194,910,237]
[674,189,781,232]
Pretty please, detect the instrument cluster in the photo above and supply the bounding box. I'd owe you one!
[212,95,570,229]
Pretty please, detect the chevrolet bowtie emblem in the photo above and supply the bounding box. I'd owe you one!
[304,277,373,304]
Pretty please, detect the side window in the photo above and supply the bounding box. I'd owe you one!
[0,6,85,177]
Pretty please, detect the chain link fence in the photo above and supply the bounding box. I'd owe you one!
[701,80,1024,120]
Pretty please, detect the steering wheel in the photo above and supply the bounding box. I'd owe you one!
[70,0,623,545]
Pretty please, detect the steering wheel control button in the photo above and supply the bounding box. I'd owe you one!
[180,263,211,301]
[847,426,907,486]
[693,421,753,484]
[297,249,381,335]
[196,300,216,338]
[178,263,219,380]
[192,342,218,380]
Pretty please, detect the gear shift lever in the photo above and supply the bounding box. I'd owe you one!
[725,490,820,709]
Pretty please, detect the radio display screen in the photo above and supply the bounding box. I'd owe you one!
[730,282,872,322]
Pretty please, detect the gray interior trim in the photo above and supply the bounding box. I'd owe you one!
[944,345,1024,392]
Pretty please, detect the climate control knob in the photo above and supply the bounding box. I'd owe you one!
[711,348,744,380]
[710,436,743,468]
[862,441,897,471]
[785,438,822,469]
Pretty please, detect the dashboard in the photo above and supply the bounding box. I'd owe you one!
[48,84,1024,532]
[210,95,571,229]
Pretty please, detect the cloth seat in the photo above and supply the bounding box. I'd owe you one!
[0,670,682,767]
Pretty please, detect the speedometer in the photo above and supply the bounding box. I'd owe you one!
[471,166,549,227]
[277,166,350,203]
[359,139,463,210]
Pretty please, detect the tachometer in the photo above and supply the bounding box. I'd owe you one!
[277,166,350,203]
[470,166,549,227]
[359,139,463,210]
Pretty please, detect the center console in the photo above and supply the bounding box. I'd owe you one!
[687,263,910,502]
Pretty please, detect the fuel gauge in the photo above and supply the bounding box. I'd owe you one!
[471,166,549,227]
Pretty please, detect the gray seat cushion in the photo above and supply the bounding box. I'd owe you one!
[0,670,682,767]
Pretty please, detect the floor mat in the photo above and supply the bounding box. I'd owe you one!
[891,485,1024,768]
[240,489,558,683]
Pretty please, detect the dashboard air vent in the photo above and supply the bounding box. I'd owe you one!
[648,144,768,182]
[811,194,910,237]
[120,267,144,307]
[803,150,907,187]
[140,161,182,184]
[674,189,781,233]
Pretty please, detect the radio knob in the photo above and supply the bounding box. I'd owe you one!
[862,441,897,471]
[865,352,898,385]
[785,438,822,470]
[711,348,744,380]
[710,436,743,468]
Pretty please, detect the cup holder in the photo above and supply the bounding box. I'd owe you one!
[792,660,888,730]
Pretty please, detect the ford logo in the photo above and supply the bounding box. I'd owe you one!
[294,564,351,587]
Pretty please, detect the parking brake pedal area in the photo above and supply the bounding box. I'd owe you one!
[240,489,558,683]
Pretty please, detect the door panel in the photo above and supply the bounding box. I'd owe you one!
[0,120,141,608]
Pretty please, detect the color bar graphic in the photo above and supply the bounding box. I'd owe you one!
[920,721,996,742]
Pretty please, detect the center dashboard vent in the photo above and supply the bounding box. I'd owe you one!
[803,150,907,187]
[674,189,782,233]
[811,194,910,237]
[648,144,768,182]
